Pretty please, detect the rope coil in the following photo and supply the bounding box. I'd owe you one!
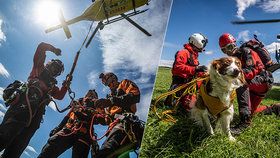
[152,76,209,123]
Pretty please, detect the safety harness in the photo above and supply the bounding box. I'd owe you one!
[199,78,236,117]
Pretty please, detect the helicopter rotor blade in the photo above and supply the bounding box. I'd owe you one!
[85,22,104,48]
[121,14,152,36]
[232,19,280,24]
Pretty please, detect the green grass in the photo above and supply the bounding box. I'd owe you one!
[139,67,280,158]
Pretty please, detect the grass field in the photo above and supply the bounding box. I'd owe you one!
[139,67,280,158]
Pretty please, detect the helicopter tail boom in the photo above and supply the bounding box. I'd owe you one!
[45,10,84,39]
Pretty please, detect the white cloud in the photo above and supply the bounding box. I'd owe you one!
[136,92,153,121]
[0,63,10,78]
[0,111,4,122]
[236,0,259,20]
[205,50,214,55]
[23,151,31,158]
[235,0,280,20]
[48,101,57,111]
[87,70,99,89]
[260,0,280,13]
[0,19,6,46]
[159,59,173,68]
[25,145,38,154]
[0,87,3,101]
[98,0,171,74]
[237,30,250,42]
[0,104,7,112]
[265,42,280,54]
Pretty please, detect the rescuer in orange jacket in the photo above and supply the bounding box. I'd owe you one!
[94,72,144,158]
[0,42,70,158]
[38,89,111,158]
[219,33,279,135]
[165,33,208,112]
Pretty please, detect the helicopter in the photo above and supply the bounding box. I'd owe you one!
[231,18,280,39]
[45,0,152,47]
[231,18,280,71]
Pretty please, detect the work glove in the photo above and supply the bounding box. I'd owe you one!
[94,98,113,108]
[195,65,208,73]
[62,75,72,88]
[49,127,60,137]
[53,48,62,56]
[250,75,264,84]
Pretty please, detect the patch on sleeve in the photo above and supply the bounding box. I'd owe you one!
[246,59,253,66]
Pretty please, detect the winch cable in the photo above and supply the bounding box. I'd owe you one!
[53,21,94,113]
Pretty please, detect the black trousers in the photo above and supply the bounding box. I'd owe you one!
[38,130,90,158]
[0,103,45,158]
[236,85,251,118]
[96,123,130,158]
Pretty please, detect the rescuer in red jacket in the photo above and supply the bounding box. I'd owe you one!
[219,33,279,134]
[165,33,208,112]
[0,42,70,158]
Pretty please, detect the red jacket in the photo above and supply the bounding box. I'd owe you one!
[171,44,199,79]
[28,42,67,100]
[236,47,265,80]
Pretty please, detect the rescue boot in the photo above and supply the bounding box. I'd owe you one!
[230,115,251,136]
[262,103,280,116]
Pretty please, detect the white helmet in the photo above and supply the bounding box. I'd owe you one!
[189,33,208,51]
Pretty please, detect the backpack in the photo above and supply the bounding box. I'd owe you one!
[2,80,26,107]
[240,35,273,69]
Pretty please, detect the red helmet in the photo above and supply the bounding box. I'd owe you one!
[219,33,236,48]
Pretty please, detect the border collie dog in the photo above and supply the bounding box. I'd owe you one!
[191,57,245,141]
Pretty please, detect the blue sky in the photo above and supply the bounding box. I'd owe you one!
[161,0,280,82]
[0,0,172,157]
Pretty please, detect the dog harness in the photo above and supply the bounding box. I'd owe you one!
[199,78,236,116]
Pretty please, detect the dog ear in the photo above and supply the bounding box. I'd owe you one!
[211,59,220,70]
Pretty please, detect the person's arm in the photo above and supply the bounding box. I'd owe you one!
[172,50,196,76]
[241,48,263,80]
[94,80,140,109]
[94,114,112,125]
[49,110,71,137]
[109,80,140,108]
[50,85,68,100]
[29,42,61,78]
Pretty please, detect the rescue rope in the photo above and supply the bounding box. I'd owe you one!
[55,22,95,113]
[152,76,209,123]
[25,88,33,127]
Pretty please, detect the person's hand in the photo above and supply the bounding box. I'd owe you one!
[95,98,112,108]
[195,65,208,73]
[250,75,264,84]
[53,48,61,56]
[49,127,59,137]
[62,75,72,88]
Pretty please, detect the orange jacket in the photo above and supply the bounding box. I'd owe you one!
[107,79,140,115]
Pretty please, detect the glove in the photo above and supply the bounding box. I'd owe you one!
[195,65,208,73]
[49,127,60,137]
[250,75,264,84]
[94,98,112,108]
[62,76,72,88]
[53,48,61,56]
